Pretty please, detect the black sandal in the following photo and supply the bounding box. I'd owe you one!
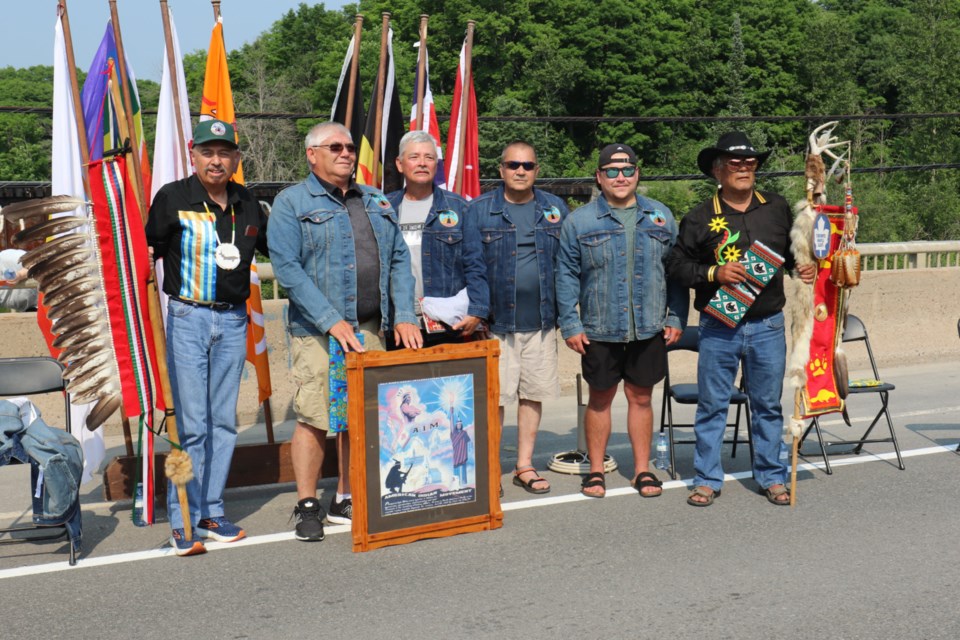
[632,471,663,498]
[580,472,605,498]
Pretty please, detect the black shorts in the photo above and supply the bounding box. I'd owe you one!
[581,334,667,391]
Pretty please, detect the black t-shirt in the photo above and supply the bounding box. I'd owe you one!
[667,190,795,318]
[145,175,268,305]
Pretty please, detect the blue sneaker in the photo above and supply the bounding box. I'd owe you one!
[196,517,246,542]
[170,528,206,557]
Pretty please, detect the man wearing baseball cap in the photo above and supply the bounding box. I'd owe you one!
[666,132,815,507]
[146,118,268,555]
[556,143,686,498]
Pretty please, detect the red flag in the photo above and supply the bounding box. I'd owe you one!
[444,41,480,200]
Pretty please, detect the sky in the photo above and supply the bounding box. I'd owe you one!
[0,1,350,82]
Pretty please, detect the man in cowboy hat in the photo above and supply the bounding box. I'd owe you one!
[666,132,815,507]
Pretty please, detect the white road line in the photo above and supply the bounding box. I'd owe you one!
[1,442,956,581]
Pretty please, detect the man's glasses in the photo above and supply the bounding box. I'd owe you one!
[724,158,758,171]
[312,142,357,155]
[502,161,537,171]
[601,166,637,178]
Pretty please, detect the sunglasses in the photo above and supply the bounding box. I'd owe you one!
[502,161,537,171]
[724,158,758,171]
[312,142,357,155]
[601,166,637,178]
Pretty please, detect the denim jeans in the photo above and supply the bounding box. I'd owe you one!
[165,299,247,530]
[693,312,788,491]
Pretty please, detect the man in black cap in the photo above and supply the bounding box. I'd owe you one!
[147,118,268,555]
[557,143,687,498]
[667,132,815,507]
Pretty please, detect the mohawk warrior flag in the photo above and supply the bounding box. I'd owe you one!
[409,42,446,189]
[201,15,272,405]
[445,40,480,200]
[331,33,366,149]
[357,28,404,193]
[81,22,152,198]
[52,14,103,485]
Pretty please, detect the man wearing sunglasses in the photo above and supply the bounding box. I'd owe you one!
[666,131,815,508]
[386,130,488,346]
[268,121,421,541]
[466,141,569,494]
[556,143,686,498]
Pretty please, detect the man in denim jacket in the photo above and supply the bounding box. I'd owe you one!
[465,141,569,494]
[557,143,686,498]
[386,130,488,345]
[268,122,421,541]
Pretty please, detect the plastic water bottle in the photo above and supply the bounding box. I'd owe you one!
[655,432,670,470]
[132,482,146,527]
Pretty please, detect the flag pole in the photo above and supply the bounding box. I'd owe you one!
[209,2,275,444]
[108,1,147,214]
[159,0,189,178]
[56,1,91,198]
[108,0,193,541]
[454,21,476,195]
[345,14,364,133]
[371,12,391,188]
[414,14,429,131]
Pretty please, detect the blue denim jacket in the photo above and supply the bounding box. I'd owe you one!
[465,186,569,333]
[0,400,82,548]
[556,193,687,342]
[386,187,489,319]
[267,173,418,336]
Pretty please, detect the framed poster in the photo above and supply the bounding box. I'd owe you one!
[347,340,502,552]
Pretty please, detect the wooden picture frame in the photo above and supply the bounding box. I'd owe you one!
[347,340,502,552]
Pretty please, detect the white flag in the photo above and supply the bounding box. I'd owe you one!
[151,5,193,198]
[53,16,102,485]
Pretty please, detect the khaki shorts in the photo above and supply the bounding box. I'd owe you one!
[291,319,386,431]
[494,329,560,405]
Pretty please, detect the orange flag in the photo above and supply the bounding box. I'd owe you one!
[201,17,272,404]
[200,19,244,183]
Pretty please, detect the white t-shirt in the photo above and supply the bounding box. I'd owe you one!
[397,194,433,306]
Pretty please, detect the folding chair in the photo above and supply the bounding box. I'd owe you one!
[659,325,753,480]
[0,356,79,565]
[799,314,904,474]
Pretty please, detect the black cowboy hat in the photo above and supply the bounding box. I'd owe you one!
[696,131,771,177]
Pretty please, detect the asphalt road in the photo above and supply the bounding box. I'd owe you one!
[1,360,958,639]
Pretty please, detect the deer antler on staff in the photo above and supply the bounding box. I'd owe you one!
[787,122,859,505]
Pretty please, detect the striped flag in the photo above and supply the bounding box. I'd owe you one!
[52,14,102,485]
[357,28,404,193]
[201,15,272,404]
[445,40,481,200]
[80,22,152,199]
[409,42,446,189]
[331,33,366,148]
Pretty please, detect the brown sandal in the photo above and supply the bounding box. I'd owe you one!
[512,466,550,494]
[687,486,720,507]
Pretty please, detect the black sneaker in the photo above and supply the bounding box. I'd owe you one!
[327,496,352,526]
[292,498,325,542]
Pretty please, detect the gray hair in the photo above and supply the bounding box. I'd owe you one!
[305,121,352,150]
[500,140,537,163]
[398,130,437,158]
[711,155,727,180]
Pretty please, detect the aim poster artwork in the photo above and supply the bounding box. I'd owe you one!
[377,373,476,517]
